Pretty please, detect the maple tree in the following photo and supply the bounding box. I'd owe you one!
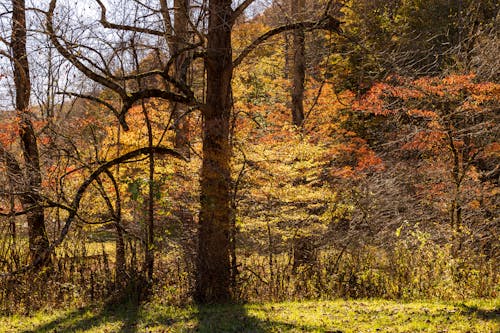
[354,74,499,252]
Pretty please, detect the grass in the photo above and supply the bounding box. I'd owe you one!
[0,298,498,332]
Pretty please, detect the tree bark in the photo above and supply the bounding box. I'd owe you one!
[113,127,126,285]
[291,0,306,127]
[144,106,155,283]
[195,0,233,303]
[172,0,191,158]
[12,0,50,267]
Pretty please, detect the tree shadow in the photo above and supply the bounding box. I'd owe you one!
[21,279,147,333]
[193,303,338,333]
[194,303,265,333]
[21,300,140,333]
[20,300,342,332]
[459,304,500,323]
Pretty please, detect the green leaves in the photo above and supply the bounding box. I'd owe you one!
[126,178,163,202]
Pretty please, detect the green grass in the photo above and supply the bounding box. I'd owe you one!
[0,299,498,332]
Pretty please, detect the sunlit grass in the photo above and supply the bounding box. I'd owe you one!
[1,298,498,332]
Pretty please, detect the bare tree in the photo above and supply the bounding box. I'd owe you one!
[9,0,50,267]
[45,0,341,303]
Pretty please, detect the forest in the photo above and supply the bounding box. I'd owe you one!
[0,0,498,332]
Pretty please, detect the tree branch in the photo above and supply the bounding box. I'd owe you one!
[1,146,185,276]
[56,92,129,131]
[47,0,127,98]
[233,15,342,68]
[95,0,164,36]
[232,0,255,24]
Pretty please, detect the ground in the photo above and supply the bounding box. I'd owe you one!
[1,299,498,332]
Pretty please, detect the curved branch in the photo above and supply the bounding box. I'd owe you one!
[122,88,197,115]
[56,92,129,131]
[231,0,255,25]
[1,146,185,276]
[233,15,342,68]
[95,0,164,36]
[47,0,126,97]
[55,146,184,245]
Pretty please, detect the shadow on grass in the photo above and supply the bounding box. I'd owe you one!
[21,300,140,333]
[194,303,265,333]
[21,279,147,333]
[194,303,338,333]
[459,304,500,323]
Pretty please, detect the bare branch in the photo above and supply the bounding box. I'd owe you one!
[47,0,127,98]
[95,0,164,36]
[56,91,129,131]
[1,146,185,276]
[232,0,255,24]
[233,15,342,68]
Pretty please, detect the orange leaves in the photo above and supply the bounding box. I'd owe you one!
[470,81,500,105]
[355,73,499,118]
[413,74,470,97]
[483,142,500,158]
[328,138,383,179]
[0,114,19,147]
[407,108,438,119]
[38,135,51,146]
[354,73,499,158]
[352,82,394,115]
[356,145,384,171]
[401,130,444,152]
[0,128,17,147]
[239,75,386,183]
[441,73,475,86]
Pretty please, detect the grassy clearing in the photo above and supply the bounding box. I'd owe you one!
[0,299,498,332]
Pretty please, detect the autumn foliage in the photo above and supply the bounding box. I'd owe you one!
[0,0,498,312]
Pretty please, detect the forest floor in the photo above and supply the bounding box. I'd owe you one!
[1,298,498,332]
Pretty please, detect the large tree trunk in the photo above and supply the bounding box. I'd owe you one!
[195,0,233,303]
[12,0,50,267]
[291,0,306,127]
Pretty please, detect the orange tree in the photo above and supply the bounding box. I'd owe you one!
[354,74,499,252]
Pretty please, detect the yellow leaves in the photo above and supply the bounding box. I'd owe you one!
[232,21,270,54]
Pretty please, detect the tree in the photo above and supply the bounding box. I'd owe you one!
[1,0,51,267]
[354,74,499,245]
[46,0,341,303]
[170,0,192,158]
[290,0,306,126]
[194,0,233,303]
[329,0,499,92]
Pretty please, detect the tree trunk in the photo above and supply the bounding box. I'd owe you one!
[12,0,50,267]
[195,0,233,303]
[114,127,126,285]
[291,0,306,127]
[172,0,191,158]
[145,111,155,283]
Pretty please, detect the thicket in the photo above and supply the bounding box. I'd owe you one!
[0,0,498,313]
